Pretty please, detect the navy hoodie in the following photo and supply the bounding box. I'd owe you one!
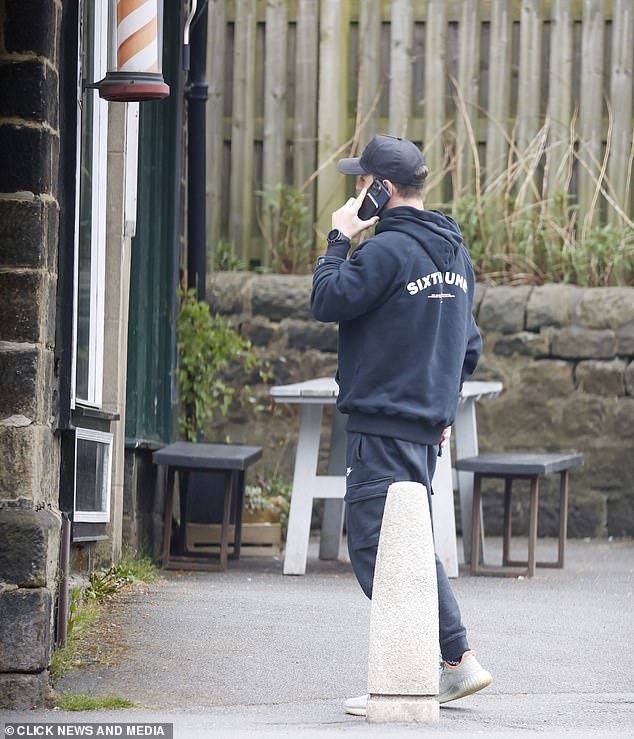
[311,206,482,445]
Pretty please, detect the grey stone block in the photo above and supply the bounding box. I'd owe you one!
[4,0,59,60]
[575,360,626,396]
[0,124,58,194]
[519,360,575,398]
[0,198,58,269]
[575,288,634,329]
[250,275,313,321]
[0,508,61,587]
[613,398,634,436]
[526,284,577,329]
[207,273,251,315]
[0,425,59,508]
[473,282,487,315]
[0,60,58,125]
[240,317,278,347]
[0,270,48,343]
[551,327,616,359]
[285,319,337,353]
[626,361,634,395]
[0,344,38,417]
[561,395,616,437]
[583,446,634,497]
[0,588,52,672]
[567,490,607,538]
[493,330,550,357]
[0,672,50,710]
[478,286,532,334]
[607,496,634,538]
[616,324,634,355]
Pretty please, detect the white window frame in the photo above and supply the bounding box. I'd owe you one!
[73,428,113,523]
[71,0,109,409]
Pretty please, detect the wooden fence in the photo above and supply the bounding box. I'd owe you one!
[204,0,634,268]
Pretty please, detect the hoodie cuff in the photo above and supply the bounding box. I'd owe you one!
[325,241,350,260]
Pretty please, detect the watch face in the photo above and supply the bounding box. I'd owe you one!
[327,229,341,241]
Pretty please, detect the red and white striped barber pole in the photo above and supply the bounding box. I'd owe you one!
[97,0,169,102]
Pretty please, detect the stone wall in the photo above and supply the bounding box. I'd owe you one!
[0,0,62,709]
[207,274,634,539]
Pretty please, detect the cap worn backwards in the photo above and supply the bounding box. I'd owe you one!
[337,134,427,186]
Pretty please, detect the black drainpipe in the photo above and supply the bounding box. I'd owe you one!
[186,1,209,302]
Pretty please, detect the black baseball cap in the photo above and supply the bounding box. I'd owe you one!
[337,134,427,186]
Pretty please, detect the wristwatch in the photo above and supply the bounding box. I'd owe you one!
[327,228,351,244]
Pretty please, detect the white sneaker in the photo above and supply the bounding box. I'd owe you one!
[438,650,492,704]
[343,651,492,716]
[343,694,367,716]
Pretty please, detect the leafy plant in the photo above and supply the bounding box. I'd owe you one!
[257,184,314,274]
[210,240,246,272]
[176,288,266,441]
[245,473,291,532]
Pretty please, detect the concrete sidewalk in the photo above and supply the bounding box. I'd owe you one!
[2,537,633,737]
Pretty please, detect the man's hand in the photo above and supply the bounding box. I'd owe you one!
[440,426,452,450]
[331,187,380,240]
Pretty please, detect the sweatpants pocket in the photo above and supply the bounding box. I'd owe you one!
[345,476,393,550]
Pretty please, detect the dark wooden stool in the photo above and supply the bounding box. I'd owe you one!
[454,452,583,577]
[153,442,262,572]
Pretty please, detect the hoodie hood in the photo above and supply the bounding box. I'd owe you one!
[375,206,463,272]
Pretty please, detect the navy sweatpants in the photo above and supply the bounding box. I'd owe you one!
[344,431,470,663]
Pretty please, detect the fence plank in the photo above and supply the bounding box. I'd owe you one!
[546,0,574,197]
[293,0,319,189]
[356,0,381,148]
[454,0,481,196]
[316,0,350,240]
[578,0,606,225]
[607,0,634,225]
[486,0,513,184]
[389,0,414,137]
[230,0,257,263]
[263,0,287,193]
[515,0,543,203]
[423,0,447,206]
[261,0,288,266]
[206,0,226,254]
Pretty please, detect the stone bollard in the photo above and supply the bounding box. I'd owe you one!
[366,481,439,723]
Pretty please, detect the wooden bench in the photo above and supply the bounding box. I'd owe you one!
[454,452,583,577]
[153,441,262,572]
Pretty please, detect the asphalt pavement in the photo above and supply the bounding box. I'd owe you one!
[2,536,633,738]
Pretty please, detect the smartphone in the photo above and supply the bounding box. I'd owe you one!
[358,178,391,220]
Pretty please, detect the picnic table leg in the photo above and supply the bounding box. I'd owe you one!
[283,404,324,575]
[454,398,485,566]
[430,447,459,578]
[319,408,346,560]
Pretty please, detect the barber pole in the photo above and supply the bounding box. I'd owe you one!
[92,0,169,102]
[117,0,160,73]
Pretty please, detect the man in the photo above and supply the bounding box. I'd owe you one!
[310,134,492,715]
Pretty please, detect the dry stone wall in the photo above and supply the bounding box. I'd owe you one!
[207,274,634,539]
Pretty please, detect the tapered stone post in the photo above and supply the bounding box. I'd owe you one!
[366,481,439,723]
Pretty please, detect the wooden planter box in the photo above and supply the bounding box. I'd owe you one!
[186,522,282,558]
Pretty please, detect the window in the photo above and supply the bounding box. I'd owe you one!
[72,0,109,408]
[73,428,113,523]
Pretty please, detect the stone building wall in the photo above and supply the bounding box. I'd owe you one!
[207,273,634,538]
[0,0,63,709]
